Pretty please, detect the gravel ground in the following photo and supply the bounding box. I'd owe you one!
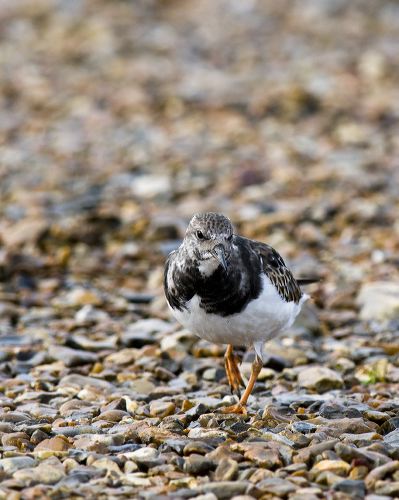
[1,1,399,499]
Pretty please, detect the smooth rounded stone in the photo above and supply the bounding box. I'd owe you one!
[34,436,71,454]
[332,479,366,498]
[122,474,152,487]
[127,378,156,396]
[52,425,101,437]
[48,345,97,367]
[297,366,343,392]
[0,457,36,475]
[187,428,228,441]
[341,432,382,447]
[184,441,215,456]
[365,461,399,489]
[1,432,30,448]
[68,333,117,351]
[94,410,129,422]
[0,412,31,423]
[316,418,378,438]
[257,477,296,496]
[289,489,321,500]
[334,443,373,465]
[91,457,122,474]
[315,470,345,487]
[58,374,114,393]
[149,401,175,418]
[194,481,252,499]
[59,399,98,418]
[364,410,390,424]
[375,481,399,496]
[350,465,369,480]
[311,459,351,476]
[0,423,15,433]
[242,444,282,469]
[128,447,164,468]
[13,457,65,485]
[184,453,214,475]
[357,282,399,321]
[214,458,238,481]
[122,320,168,347]
[30,429,49,445]
[73,434,124,452]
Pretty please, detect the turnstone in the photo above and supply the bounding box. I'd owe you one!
[164,212,317,414]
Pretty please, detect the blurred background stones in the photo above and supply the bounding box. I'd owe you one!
[0,0,399,498]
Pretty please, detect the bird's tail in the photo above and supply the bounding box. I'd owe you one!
[296,278,320,286]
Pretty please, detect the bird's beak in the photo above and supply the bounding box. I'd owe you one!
[211,244,228,271]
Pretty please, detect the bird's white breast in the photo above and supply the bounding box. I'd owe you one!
[169,274,308,348]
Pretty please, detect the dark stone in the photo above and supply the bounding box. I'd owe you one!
[333,479,366,498]
[292,422,317,434]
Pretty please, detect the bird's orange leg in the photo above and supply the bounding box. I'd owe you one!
[221,354,263,414]
[224,345,245,397]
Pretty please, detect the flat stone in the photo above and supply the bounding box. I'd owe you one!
[375,480,399,496]
[188,428,228,441]
[49,345,97,367]
[365,461,399,489]
[298,366,343,392]
[13,458,65,485]
[0,457,36,475]
[58,374,114,393]
[333,479,366,497]
[357,282,399,321]
[34,436,71,454]
[311,459,351,476]
[184,453,214,475]
[195,481,251,499]
[128,447,164,468]
[257,477,296,496]
[384,429,399,448]
[243,445,282,469]
[149,401,175,418]
[214,458,238,481]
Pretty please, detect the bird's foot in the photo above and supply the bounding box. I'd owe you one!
[225,346,245,397]
[219,403,247,415]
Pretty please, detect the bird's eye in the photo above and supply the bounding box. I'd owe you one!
[227,234,233,242]
[196,230,205,240]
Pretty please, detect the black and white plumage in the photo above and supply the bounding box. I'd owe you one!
[164,212,309,359]
[164,212,317,412]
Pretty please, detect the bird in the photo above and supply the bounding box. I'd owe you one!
[164,212,318,414]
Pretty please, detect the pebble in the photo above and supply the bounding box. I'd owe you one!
[128,447,164,468]
[49,346,97,367]
[357,282,399,321]
[149,401,175,418]
[0,457,36,475]
[297,366,343,392]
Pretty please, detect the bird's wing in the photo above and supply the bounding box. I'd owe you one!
[247,239,303,303]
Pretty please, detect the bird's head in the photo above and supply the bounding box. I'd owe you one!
[183,212,234,275]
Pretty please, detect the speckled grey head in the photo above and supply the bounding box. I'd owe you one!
[183,213,234,275]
